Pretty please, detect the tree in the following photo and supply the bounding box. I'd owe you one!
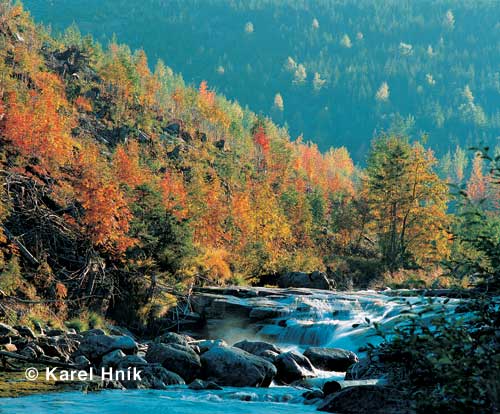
[273,93,284,111]
[376,82,390,101]
[366,136,450,270]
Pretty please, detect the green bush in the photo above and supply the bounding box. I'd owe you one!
[366,297,500,413]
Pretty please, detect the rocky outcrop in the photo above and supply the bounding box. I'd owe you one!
[200,346,276,387]
[304,347,358,371]
[145,342,201,382]
[277,271,332,290]
[274,351,316,384]
[318,385,414,414]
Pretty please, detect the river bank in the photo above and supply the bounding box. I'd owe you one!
[1,286,472,413]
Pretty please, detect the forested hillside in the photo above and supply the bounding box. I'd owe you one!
[0,3,499,329]
[24,0,500,161]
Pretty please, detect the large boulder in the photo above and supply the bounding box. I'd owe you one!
[200,346,276,387]
[195,339,228,354]
[156,332,192,347]
[273,351,316,384]
[277,271,331,290]
[121,364,184,390]
[78,335,138,361]
[304,347,358,371]
[145,342,201,382]
[318,385,414,414]
[233,340,282,361]
[101,349,126,367]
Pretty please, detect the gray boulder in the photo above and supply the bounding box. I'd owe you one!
[79,335,138,360]
[233,340,282,361]
[196,339,227,354]
[188,379,223,390]
[145,342,201,382]
[318,385,414,414]
[304,347,358,371]
[277,271,332,290]
[200,346,276,387]
[156,332,192,346]
[101,349,126,367]
[116,355,149,370]
[120,364,184,390]
[274,351,316,384]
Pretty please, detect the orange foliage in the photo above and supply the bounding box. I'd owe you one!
[2,72,76,175]
[113,141,145,188]
[74,144,136,255]
[160,171,189,220]
[199,80,215,107]
[467,153,488,202]
[75,96,92,112]
[253,126,270,153]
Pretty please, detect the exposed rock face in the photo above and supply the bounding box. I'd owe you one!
[145,342,201,382]
[318,385,414,414]
[78,335,138,361]
[277,271,332,290]
[200,346,277,387]
[233,340,282,361]
[304,347,358,371]
[274,351,316,384]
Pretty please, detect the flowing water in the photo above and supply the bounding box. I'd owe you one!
[0,289,458,414]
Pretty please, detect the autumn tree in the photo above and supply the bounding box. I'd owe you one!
[366,136,450,270]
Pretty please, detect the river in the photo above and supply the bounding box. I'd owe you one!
[0,289,458,413]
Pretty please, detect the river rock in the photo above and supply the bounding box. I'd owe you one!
[304,347,358,371]
[145,342,201,382]
[317,385,414,414]
[200,346,276,387]
[116,355,149,370]
[233,340,282,360]
[79,335,138,360]
[188,379,223,390]
[323,380,342,395]
[101,349,126,367]
[277,271,332,290]
[274,351,316,384]
[196,339,227,353]
[75,355,91,367]
[156,332,191,346]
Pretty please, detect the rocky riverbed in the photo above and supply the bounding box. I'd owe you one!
[1,286,460,413]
